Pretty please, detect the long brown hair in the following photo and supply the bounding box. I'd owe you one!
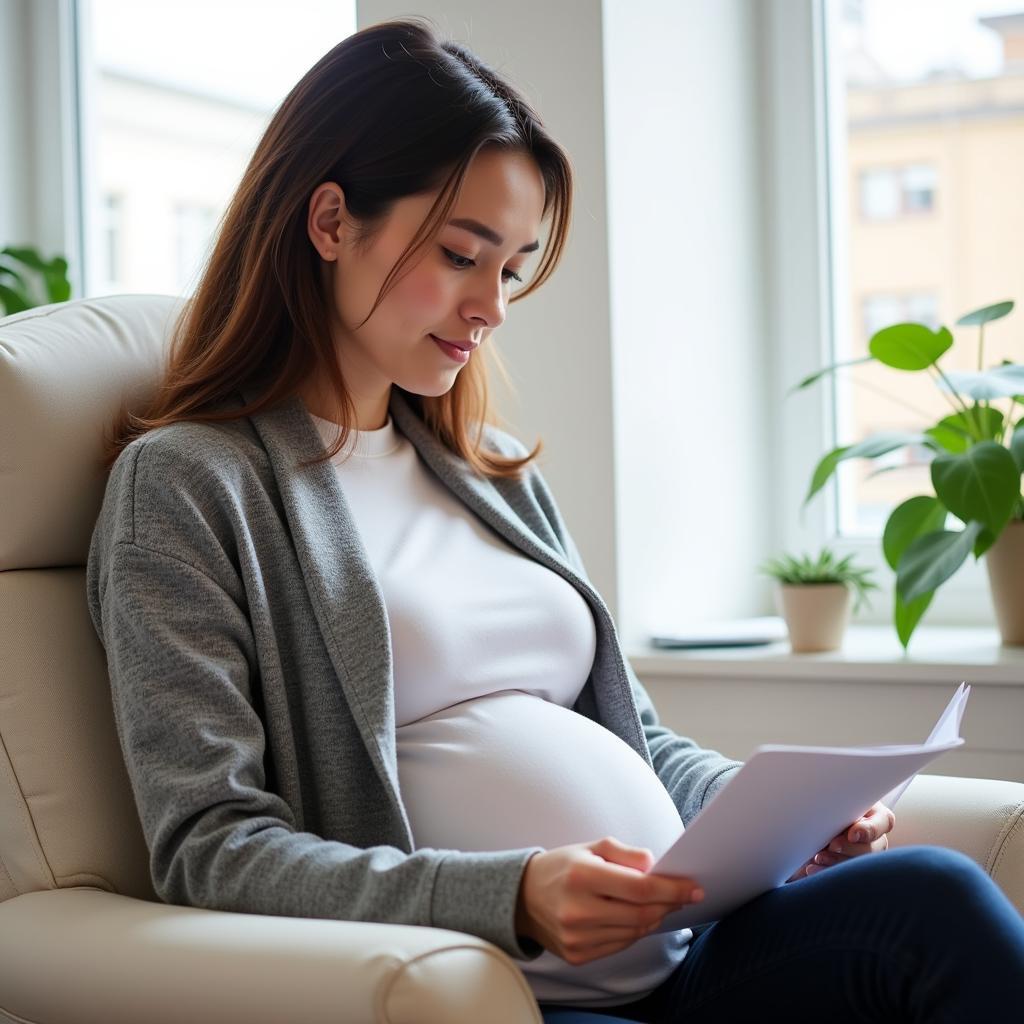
[101,16,573,478]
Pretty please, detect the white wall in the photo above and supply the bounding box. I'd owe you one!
[358,0,772,644]
[604,0,771,645]
[358,0,623,618]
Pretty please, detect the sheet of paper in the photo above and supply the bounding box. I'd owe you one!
[650,684,969,932]
[880,682,970,809]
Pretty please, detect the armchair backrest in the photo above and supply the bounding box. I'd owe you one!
[0,293,185,904]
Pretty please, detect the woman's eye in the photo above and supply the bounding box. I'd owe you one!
[442,247,523,284]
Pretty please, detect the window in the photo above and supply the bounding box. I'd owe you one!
[901,163,936,213]
[859,167,901,220]
[77,0,356,298]
[826,0,1023,541]
[858,163,937,220]
[767,0,1016,625]
[173,202,218,295]
[99,192,123,291]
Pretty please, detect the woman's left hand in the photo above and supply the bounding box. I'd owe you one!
[787,801,895,882]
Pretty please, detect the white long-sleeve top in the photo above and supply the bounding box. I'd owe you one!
[310,412,690,1008]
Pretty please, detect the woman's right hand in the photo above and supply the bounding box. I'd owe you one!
[514,836,704,966]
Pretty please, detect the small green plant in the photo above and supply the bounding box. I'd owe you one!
[0,245,72,315]
[791,300,1024,649]
[758,547,880,613]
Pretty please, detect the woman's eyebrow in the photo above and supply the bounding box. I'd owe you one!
[448,217,540,253]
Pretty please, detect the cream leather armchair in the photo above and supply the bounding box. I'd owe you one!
[1,294,1022,1024]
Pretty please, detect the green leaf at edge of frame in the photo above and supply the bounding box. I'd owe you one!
[0,246,48,272]
[0,282,31,315]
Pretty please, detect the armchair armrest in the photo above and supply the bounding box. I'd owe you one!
[891,773,1024,913]
[0,888,542,1024]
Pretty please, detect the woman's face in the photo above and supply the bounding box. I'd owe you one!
[305,147,547,429]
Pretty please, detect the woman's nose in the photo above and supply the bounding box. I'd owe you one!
[463,278,507,331]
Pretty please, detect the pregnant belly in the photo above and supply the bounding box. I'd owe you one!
[396,689,683,858]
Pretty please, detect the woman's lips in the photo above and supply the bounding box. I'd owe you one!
[430,334,471,363]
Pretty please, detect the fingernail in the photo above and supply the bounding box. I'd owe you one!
[691,888,705,902]
[851,830,864,842]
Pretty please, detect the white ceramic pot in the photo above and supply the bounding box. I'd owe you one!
[775,582,851,653]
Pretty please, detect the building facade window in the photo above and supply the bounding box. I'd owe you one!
[858,163,937,220]
[99,192,123,290]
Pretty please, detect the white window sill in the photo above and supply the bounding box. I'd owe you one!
[626,625,1024,687]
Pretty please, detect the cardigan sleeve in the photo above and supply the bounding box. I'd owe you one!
[86,436,546,962]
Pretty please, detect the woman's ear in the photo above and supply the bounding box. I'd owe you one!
[307,182,351,261]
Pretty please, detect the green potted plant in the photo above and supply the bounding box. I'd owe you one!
[758,547,879,653]
[0,245,72,316]
[791,300,1024,649]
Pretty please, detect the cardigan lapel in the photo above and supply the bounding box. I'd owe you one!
[240,385,414,846]
[385,389,597,602]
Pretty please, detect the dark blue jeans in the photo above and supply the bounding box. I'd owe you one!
[538,846,1024,1023]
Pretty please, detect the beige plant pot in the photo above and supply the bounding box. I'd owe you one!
[985,519,1024,647]
[774,583,851,653]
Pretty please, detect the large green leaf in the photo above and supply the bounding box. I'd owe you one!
[925,423,970,454]
[882,495,948,571]
[1,246,48,271]
[804,432,932,506]
[0,283,30,315]
[930,442,1021,536]
[973,525,997,560]
[894,587,934,649]
[869,323,953,370]
[43,265,71,302]
[955,300,1014,326]
[926,408,1004,449]
[0,262,29,293]
[939,365,1024,401]
[896,521,985,604]
[1011,424,1024,474]
[788,355,874,395]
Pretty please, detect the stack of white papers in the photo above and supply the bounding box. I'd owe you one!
[652,683,971,931]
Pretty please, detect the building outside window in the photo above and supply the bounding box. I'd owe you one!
[78,0,357,299]
[827,0,1024,538]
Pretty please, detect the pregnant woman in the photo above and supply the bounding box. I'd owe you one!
[86,17,1024,1022]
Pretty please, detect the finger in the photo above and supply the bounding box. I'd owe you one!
[827,836,873,857]
[812,849,851,868]
[847,802,895,844]
[584,893,689,929]
[587,860,703,907]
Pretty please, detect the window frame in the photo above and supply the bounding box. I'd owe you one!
[765,0,993,627]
